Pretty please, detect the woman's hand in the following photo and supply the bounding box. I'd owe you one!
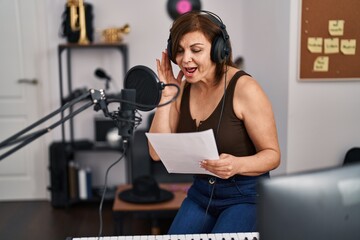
[200,153,239,179]
[156,50,184,99]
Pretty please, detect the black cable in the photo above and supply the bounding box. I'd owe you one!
[156,83,180,107]
[216,65,228,137]
[202,178,216,232]
[201,66,228,231]
[97,140,128,239]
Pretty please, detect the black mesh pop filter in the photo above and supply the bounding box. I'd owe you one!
[124,65,161,112]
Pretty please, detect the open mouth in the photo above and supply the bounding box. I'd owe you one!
[184,67,197,74]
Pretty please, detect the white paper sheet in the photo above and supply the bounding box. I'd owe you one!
[145,129,219,176]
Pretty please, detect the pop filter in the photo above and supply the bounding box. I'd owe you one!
[124,65,162,112]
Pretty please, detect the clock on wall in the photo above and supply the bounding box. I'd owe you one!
[167,0,202,20]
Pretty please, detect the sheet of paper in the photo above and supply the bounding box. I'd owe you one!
[145,129,219,176]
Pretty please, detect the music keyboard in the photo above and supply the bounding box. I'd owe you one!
[68,232,259,240]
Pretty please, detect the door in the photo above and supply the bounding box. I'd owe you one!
[0,0,47,200]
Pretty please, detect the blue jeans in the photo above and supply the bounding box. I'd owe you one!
[168,175,265,234]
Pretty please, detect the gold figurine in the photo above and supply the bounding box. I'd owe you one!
[102,24,130,43]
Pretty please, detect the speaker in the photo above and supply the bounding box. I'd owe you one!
[95,118,116,142]
[167,10,229,64]
[48,142,74,207]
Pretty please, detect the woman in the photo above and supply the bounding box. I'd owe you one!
[149,10,280,234]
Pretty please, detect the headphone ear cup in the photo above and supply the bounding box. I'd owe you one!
[211,35,227,63]
[167,37,176,63]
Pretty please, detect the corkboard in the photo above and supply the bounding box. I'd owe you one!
[299,0,360,80]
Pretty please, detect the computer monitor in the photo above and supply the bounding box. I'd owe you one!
[257,163,360,240]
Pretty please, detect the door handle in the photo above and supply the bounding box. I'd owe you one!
[17,78,38,85]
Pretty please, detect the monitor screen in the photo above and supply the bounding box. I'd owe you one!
[257,163,360,240]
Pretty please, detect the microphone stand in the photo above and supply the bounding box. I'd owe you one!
[0,77,180,162]
[0,89,110,161]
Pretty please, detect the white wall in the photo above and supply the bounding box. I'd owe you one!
[236,0,360,175]
[239,0,290,175]
[41,0,360,181]
[287,0,360,173]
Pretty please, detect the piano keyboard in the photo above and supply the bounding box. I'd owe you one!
[67,232,259,240]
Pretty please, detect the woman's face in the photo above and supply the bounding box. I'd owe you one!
[175,31,216,83]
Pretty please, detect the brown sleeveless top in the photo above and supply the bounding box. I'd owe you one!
[176,71,256,157]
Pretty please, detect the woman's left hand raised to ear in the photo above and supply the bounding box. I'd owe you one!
[156,50,184,99]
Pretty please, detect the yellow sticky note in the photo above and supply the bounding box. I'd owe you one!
[324,38,339,54]
[313,56,329,72]
[329,20,345,36]
[307,37,323,53]
[341,39,356,55]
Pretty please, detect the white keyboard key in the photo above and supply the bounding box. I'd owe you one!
[228,233,239,240]
[132,235,142,240]
[67,232,259,240]
[207,234,215,240]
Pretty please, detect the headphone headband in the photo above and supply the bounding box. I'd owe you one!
[167,10,230,64]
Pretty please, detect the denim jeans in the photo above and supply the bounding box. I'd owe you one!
[168,174,268,234]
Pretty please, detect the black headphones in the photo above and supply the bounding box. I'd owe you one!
[167,10,230,64]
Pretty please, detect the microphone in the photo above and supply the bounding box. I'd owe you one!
[95,68,111,80]
[116,89,136,138]
[94,68,111,90]
[105,65,180,138]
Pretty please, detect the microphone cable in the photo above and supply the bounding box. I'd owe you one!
[96,81,179,238]
[201,65,228,232]
[201,178,216,232]
[97,140,128,239]
[216,65,228,138]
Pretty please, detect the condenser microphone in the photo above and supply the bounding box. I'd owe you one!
[123,65,163,112]
[117,89,136,138]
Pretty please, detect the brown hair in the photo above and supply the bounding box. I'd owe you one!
[168,11,235,84]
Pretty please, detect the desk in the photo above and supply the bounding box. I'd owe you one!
[112,183,191,235]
